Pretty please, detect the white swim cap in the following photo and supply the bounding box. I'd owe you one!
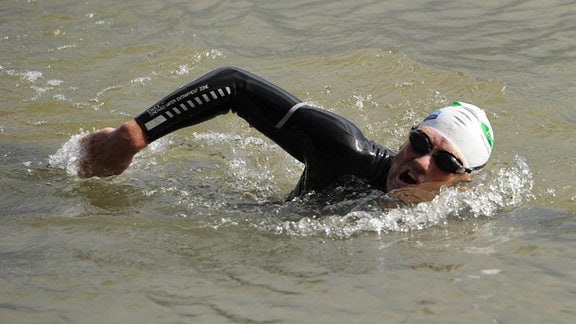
[417,101,494,169]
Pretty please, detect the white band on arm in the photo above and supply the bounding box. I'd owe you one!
[275,102,307,129]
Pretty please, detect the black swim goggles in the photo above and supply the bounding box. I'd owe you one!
[408,128,472,174]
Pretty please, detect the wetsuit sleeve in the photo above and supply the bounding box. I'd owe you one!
[134,66,307,162]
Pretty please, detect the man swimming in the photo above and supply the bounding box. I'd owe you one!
[77,67,494,204]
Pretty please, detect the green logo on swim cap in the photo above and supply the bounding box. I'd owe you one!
[481,122,493,148]
[450,101,462,106]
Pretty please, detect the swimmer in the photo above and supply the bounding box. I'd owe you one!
[77,67,494,206]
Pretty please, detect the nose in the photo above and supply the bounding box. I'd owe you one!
[412,154,434,173]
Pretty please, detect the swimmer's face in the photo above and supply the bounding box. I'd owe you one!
[385,126,471,192]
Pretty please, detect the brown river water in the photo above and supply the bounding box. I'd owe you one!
[1,0,575,323]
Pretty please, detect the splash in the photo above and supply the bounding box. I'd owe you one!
[48,131,87,176]
[254,155,534,238]
[48,130,534,238]
[191,132,299,200]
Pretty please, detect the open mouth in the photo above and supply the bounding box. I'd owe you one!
[400,171,417,185]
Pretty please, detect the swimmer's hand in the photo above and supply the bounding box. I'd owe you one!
[77,120,148,178]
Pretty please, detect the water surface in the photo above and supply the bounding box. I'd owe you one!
[1,0,575,323]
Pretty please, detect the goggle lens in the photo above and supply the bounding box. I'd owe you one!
[409,129,470,174]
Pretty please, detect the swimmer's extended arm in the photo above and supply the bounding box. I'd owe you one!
[78,67,306,178]
[133,67,301,147]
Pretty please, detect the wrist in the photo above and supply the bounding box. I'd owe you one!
[116,120,149,154]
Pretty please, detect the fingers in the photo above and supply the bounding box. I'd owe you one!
[76,128,115,178]
[75,123,145,179]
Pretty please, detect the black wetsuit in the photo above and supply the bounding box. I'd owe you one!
[135,67,395,199]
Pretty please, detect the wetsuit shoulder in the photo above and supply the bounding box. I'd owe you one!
[284,106,394,197]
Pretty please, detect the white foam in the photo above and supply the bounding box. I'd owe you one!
[6,69,43,82]
[48,131,87,176]
[256,156,534,238]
